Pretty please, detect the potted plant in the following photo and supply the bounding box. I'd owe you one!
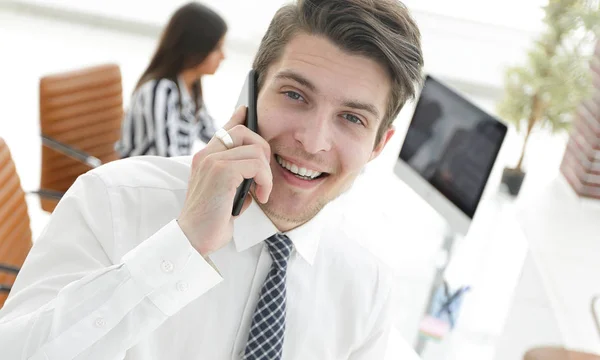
[497,0,600,196]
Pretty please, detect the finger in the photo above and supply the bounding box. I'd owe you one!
[207,144,270,166]
[202,106,247,153]
[228,159,272,203]
[226,125,269,157]
[206,124,270,160]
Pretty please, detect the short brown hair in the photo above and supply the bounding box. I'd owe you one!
[253,0,424,144]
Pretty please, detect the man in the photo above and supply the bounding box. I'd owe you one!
[0,0,424,358]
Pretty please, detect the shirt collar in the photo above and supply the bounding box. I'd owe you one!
[233,200,332,266]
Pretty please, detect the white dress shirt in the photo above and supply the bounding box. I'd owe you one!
[0,155,409,360]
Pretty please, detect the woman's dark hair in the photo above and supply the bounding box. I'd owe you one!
[135,2,227,104]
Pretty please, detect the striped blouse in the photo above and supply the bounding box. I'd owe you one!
[115,77,216,158]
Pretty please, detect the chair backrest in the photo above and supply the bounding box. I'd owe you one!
[39,64,123,212]
[0,138,32,306]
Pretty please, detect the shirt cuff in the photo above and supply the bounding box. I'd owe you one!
[122,219,223,315]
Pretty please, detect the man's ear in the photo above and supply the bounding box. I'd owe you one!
[369,126,396,161]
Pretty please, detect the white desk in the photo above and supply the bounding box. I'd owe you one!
[496,176,600,358]
[334,164,530,360]
[417,191,529,360]
[522,176,600,352]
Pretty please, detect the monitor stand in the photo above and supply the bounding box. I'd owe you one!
[414,224,458,355]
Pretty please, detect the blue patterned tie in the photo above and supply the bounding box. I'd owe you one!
[243,234,294,360]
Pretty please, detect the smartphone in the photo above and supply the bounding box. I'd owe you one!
[231,70,259,216]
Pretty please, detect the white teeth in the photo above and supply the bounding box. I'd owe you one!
[276,155,323,179]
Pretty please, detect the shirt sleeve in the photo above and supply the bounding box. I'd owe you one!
[0,172,223,360]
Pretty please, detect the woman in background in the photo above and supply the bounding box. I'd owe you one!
[116,2,227,158]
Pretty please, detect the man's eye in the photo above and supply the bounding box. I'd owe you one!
[284,91,304,102]
[342,113,364,126]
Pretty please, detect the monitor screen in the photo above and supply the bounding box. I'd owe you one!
[398,75,507,219]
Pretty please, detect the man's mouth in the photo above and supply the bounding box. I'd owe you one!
[275,154,328,181]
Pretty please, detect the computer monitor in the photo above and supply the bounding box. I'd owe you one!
[394,75,507,235]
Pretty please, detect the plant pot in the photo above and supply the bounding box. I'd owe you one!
[501,167,526,196]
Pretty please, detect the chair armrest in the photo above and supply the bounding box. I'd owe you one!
[0,264,18,293]
[41,134,102,168]
[0,264,20,274]
[28,189,66,201]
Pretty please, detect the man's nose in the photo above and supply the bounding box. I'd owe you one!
[293,111,332,154]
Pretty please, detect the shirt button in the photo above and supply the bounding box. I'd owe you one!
[94,317,106,328]
[161,260,174,273]
[176,281,189,292]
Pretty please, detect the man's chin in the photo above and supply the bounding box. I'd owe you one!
[256,198,325,231]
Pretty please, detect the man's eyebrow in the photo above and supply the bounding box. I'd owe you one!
[342,100,381,119]
[274,70,317,92]
[274,69,381,119]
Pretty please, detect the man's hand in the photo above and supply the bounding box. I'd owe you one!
[177,106,272,256]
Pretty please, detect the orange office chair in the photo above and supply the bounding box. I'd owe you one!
[0,138,33,307]
[39,63,123,212]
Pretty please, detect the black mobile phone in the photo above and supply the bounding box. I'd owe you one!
[232,70,259,216]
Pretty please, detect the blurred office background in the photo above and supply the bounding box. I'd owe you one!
[0,1,599,359]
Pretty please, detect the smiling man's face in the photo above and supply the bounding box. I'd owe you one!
[254,33,395,231]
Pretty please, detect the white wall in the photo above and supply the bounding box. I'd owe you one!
[8,0,547,92]
[4,0,561,178]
